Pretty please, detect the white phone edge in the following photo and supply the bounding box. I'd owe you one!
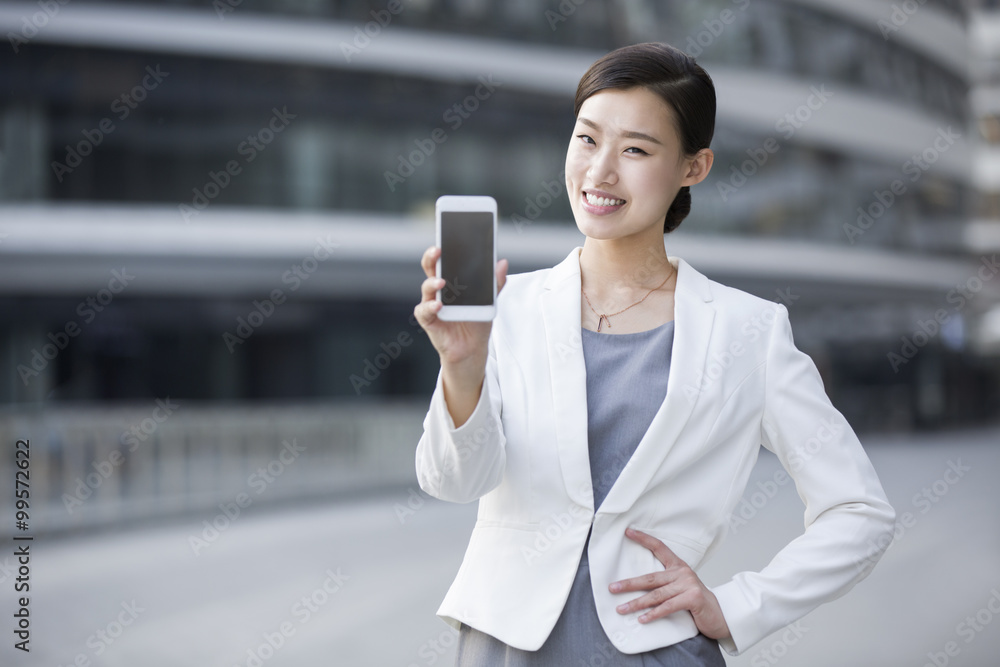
[435,195,497,321]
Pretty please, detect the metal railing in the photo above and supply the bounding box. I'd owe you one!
[0,400,428,534]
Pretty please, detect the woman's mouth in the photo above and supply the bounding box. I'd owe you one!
[582,191,626,215]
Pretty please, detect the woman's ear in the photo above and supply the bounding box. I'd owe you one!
[681,148,714,187]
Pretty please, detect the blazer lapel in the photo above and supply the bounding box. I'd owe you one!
[539,246,717,516]
[540,248,594,509]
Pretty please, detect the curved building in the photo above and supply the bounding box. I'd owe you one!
[0,0,996,430]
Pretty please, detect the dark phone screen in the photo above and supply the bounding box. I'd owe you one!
[440,211,494,306]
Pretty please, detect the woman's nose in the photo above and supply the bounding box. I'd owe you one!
[587,149,618,186]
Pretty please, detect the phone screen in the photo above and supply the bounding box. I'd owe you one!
[440,211,494,306]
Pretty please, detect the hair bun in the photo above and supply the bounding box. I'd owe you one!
[574,43,715,236]
[664,186,691,233]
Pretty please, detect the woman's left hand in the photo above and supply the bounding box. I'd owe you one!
[609,527,732,641]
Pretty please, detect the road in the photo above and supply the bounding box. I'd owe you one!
[3,424,999,667]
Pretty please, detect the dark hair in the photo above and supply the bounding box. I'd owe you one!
[573,42,716,233]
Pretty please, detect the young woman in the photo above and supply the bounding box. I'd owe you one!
[413,42,895,666]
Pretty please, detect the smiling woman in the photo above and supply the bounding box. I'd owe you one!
[568,43,716,236]
[566,45,715,337]
[413,41,895,667]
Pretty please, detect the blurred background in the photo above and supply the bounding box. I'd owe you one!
[0,0,999,665]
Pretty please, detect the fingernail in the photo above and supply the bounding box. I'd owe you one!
[609,582,621,592]
[616,603,628,613]
[639,614,648,623]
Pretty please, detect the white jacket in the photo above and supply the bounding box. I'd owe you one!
[415,246,895,655]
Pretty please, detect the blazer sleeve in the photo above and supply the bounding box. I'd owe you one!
[414,332,507,504]
[710,302,896,655]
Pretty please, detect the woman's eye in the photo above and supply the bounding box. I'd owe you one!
[576,134,595,145]
[625,147,648,155]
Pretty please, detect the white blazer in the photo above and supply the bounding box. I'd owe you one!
[415,246,895,656]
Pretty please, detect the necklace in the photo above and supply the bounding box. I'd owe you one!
[581,267,674,332]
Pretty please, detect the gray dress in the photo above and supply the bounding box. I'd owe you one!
[454,320,726,666]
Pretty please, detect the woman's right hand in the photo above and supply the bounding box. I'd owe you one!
[413,245,508,368]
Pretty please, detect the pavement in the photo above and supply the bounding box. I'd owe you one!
[2,424,999,667]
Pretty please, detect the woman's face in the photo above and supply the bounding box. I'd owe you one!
[565,86,700,242]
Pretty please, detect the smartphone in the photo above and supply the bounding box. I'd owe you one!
[435,195,497,321]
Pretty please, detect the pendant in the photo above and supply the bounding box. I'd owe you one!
[598,314,611,332]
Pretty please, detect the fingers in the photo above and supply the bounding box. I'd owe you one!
[610,569,703,624]
[623,527,683,568]
[610,570,670,594]
[610,527,692,622]
[497,262,506,292]
[611,528,687,596]
[414,276,444,328]
[416,247,508,329]
[614,580,688,620]
[421,275,445,303]
[416,247,443,329]
[637,590,699,624]
[609,528,731,638]
[612,571,673,597]
[421,245,440,279]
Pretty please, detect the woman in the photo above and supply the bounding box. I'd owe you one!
[413,42,895,665]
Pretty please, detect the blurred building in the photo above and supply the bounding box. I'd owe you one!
[1,0,998,437]
[971,0,1000,357]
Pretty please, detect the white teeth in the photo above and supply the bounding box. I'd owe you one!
[585,193,624,207]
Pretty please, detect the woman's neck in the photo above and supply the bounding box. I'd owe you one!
[579,235,674,296]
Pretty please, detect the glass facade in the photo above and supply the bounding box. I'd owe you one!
[1,0,993,430]
[0,0,973,254]
[1,43,574,221]
[64,0,969,118]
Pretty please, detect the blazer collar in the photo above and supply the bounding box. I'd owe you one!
[539,246,717,515]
